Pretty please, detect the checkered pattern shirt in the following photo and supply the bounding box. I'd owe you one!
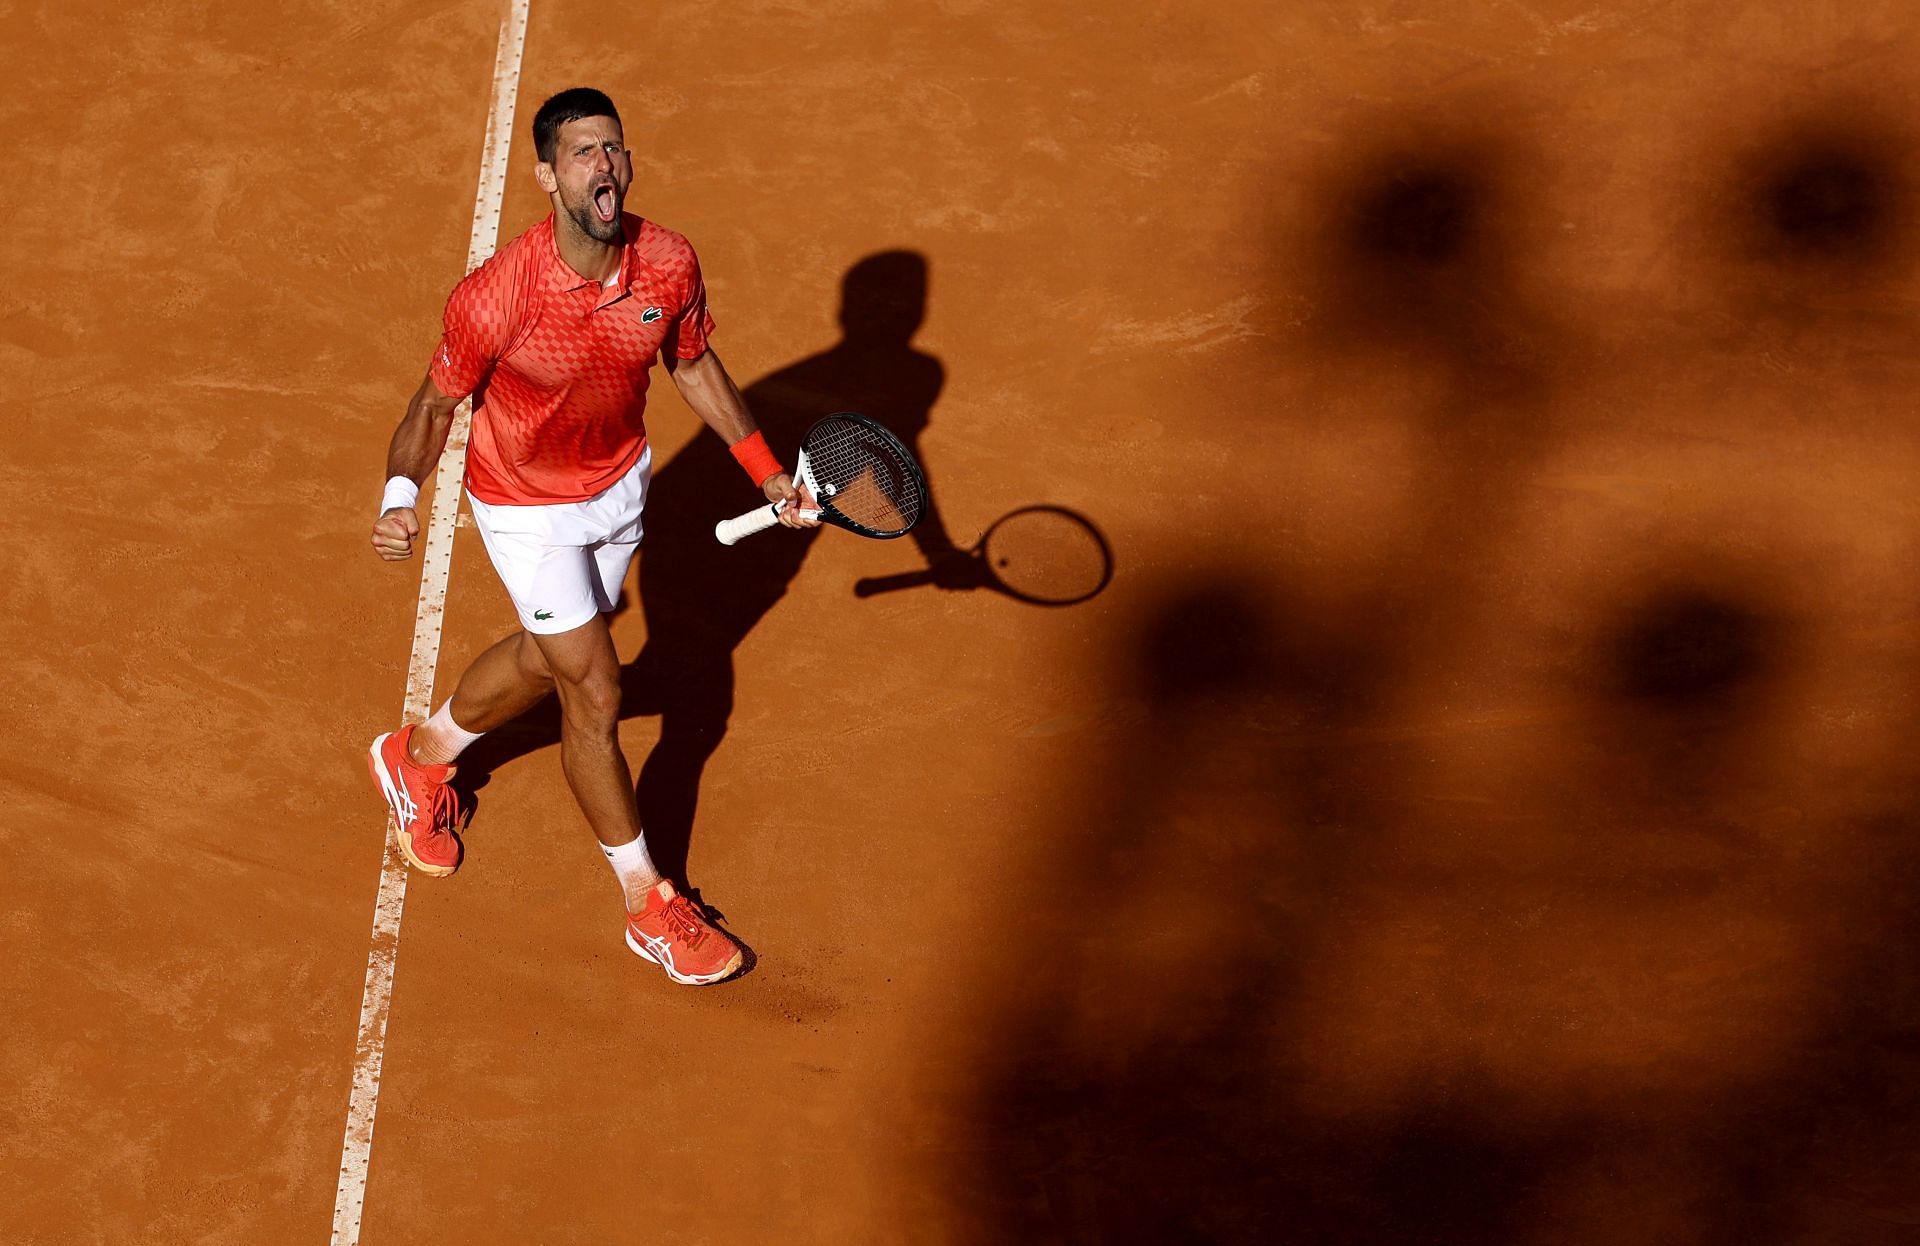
[429,213,717,505]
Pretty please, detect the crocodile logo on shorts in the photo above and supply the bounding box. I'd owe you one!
[641,306,664,323]
[534,610,554,621]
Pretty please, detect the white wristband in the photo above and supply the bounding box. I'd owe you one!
[380,475,421,514]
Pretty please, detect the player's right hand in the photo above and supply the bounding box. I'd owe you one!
[762,472,821,530]
[371,507,420,561]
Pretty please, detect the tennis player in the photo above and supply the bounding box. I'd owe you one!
[364,87,816,985]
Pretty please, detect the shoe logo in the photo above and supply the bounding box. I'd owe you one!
[376,742,420,824]
[641,306,664,323]
[534,610,553,620]
[634,928,679,970]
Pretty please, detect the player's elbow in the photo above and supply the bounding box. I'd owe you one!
[409,391,460,429]
[666,346,715,378]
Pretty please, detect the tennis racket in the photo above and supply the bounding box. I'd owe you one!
[854,505,1114,606]
[714,412,926,546]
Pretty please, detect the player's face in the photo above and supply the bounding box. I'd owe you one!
[547,115,631,244]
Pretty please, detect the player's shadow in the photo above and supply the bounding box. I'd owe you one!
[456,249,954,888]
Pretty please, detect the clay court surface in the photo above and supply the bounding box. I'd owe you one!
[7,1,1920,1242]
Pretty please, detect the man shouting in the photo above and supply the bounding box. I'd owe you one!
[365,87,815,985]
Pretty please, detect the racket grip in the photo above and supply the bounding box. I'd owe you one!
[715,502,784,546]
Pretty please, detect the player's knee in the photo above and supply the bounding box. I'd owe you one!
[559,669,623,728]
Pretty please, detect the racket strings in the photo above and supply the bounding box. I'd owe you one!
[805,415,924,536]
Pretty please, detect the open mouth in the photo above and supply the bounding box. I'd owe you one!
[591,182,617,224]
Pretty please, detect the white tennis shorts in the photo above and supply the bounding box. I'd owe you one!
[466,446,652,636]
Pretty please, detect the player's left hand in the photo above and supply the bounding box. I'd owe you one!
[764,472,821,529]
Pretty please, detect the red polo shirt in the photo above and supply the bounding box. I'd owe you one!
[429,213,717,505]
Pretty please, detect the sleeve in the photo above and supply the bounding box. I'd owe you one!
[666,246,718,361]
[428,262,515,399]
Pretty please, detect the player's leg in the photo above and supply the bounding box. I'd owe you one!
[366,531,575,878]
[527,615,739,984]
[414,494,610,768]
[450,474,648,849]
[407,630,553,765]
[368,493,600,875]
[525,613,648,860]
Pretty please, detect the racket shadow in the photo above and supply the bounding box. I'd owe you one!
[853,503,1115,608]
[454,250,953,893]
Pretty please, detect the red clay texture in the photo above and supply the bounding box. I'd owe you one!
[3,1,1919,1243]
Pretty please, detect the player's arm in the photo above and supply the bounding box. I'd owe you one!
[666,347,818,529]
[370,374,464,561]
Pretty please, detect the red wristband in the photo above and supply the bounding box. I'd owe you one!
[729,430,783,486]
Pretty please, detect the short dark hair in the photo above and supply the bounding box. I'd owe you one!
[533,88,621,163]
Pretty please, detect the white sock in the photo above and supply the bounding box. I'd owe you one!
[411,698,484,765]
[601,835,663,911]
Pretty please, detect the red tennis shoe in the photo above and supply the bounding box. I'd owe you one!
[625,881,745,985]
[365,724,463,877]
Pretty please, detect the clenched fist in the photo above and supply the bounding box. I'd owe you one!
[371,507,420,561]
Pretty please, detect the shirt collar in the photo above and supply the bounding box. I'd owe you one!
[539,213,635,304]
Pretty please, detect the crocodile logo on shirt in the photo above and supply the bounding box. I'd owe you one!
[641,306,664,323]
[534,610,554,621]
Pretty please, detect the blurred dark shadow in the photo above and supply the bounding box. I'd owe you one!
[1309,120,1563,403]
[456,249,952,887]
[1728,114,1912,271]
[954,569,1920,1244]
[1286,115,1577,677]
[948,97,1920,1243]
[1692,100,1917,324]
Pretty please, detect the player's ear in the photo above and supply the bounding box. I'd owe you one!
[534,162,557,193]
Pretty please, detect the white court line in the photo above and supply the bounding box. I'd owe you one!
[329,2,529,1242]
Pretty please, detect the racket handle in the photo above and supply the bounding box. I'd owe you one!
[853,569,938,598]
[715,502,784,546]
